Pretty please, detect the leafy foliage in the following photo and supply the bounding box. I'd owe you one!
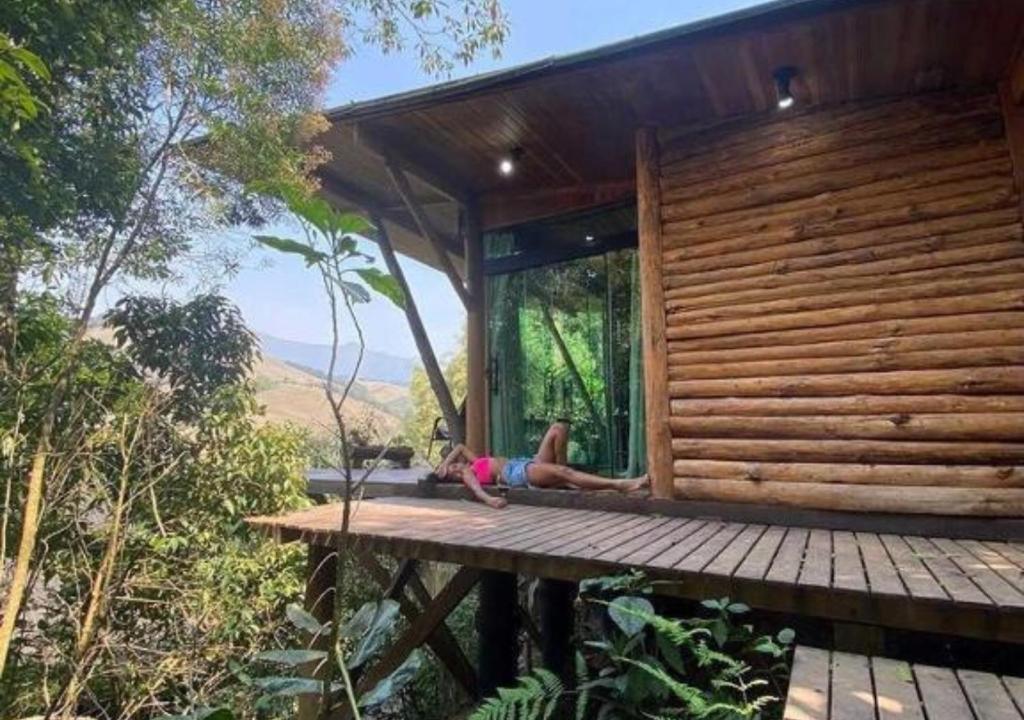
[474,574,794,720]
[469,668,564,720]
[106,294,259,421]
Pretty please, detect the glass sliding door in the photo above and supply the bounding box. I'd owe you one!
[485,204,644,476]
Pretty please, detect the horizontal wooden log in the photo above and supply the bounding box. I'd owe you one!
[665,289,1024,341]
[664,233,1024,307]
[671,396,1024,417]
[663,182,1016,273]
[661,134,1007,219]
[666,268,1024,324]
[670,437,1024,464]
[669,413,1024,442]
[662,169,1012,242]
[667,329,1024,369]
[662,209,1021,291]
[659,90,999,171]
[667,345,1024,381]
[672,478,1024,517]
[667,367,1024,399]
[666,312,1024,354]
[672,459,1024,488]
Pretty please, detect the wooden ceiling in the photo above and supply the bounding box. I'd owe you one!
[316,0,1024,268]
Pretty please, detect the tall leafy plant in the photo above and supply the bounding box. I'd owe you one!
[252,184,407,719]
[470,573,793,720]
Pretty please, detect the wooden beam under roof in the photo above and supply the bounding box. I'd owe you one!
[353,122,473,208]
[385,160,470,307]
[318,167,463,258]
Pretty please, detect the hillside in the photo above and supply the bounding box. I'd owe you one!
[253,354,405,438]
[258,332,415,385]
[87,326,410,439]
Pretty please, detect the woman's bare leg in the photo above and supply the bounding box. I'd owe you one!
[534,422,569,465]
[526,463,648,493]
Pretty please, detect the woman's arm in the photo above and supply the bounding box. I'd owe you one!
[439,443,476,468]
[459,468,507,509]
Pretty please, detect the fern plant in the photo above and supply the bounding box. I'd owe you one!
[469,668,564,720]
[471,574,794,720]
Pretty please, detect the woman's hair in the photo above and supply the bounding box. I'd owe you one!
[425,471,443,485]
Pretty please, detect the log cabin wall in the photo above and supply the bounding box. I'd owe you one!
[657,88,1024,517]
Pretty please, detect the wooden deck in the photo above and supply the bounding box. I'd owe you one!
[248,497,1024,644]
[784,646,1024,720]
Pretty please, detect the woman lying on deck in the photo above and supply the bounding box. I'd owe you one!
[430,422,649,509]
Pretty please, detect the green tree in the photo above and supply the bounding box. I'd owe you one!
[0,0,508,679]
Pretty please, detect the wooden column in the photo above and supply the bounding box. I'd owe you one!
[536,578,576,684]
[635,127,674,498]
[298,544,334,720]
[1000,78,1024,218]
[476,570,519,695]
[373,216,465,445]
[464,205,488,453]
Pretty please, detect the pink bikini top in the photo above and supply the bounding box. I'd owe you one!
[471,456,494,485]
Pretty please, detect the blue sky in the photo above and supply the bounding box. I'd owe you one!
[226,0,763,360]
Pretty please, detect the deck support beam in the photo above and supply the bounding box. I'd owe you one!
[477,570,520,695]
[299,545,335,720]
[373,216,465,445]
[345,565,482,717]
[536,579,577,683]
[635,127,674,498]
[357,552,479,699]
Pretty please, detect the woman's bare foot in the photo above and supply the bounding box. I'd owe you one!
[618,474,649,494]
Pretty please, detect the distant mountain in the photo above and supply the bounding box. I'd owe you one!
[257,333,416,386]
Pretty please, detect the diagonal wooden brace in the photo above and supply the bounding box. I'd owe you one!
[357,552,479,699]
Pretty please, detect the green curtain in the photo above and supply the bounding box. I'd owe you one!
[486,234,526,457]
[625,252,646,476]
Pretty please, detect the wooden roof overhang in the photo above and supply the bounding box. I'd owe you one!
[316,0,1024,269]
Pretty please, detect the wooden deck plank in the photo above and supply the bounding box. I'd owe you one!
[618,518,706,566]
[958,668,1024,720]
[932,538,1024,608]
[578,515,676,561]
[904,536,992,606]
[915,665,975,720]
[704,524,766,576]
[767,527,810,584]
[648,520,727,569]
[734,525,786,580]
[501,507,616,553]
[855,532,905,597]
[879,534,949,601]
[596,516,684,564]
[798,529,833,589]
[871,657,924,720]
[784,646,830,720]
[830,651,875,720]
[549,511,654,558]
[832,532,868,593]
[674,522,747,572]
[964,540,1024,594]
[1003,676,1024,715]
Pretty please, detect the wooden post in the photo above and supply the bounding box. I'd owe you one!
[299,544,334,720]
[464,205,488,454]
[477,570,519,695]
[536,579,577,684]
[636,127,674,498]
[999,79,1024,218]
[373,216,465,445]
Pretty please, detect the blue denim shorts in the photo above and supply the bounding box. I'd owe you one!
[502,458,533,488]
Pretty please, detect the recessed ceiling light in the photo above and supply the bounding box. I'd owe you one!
[498,157,514,176]
[773,66,797,110]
